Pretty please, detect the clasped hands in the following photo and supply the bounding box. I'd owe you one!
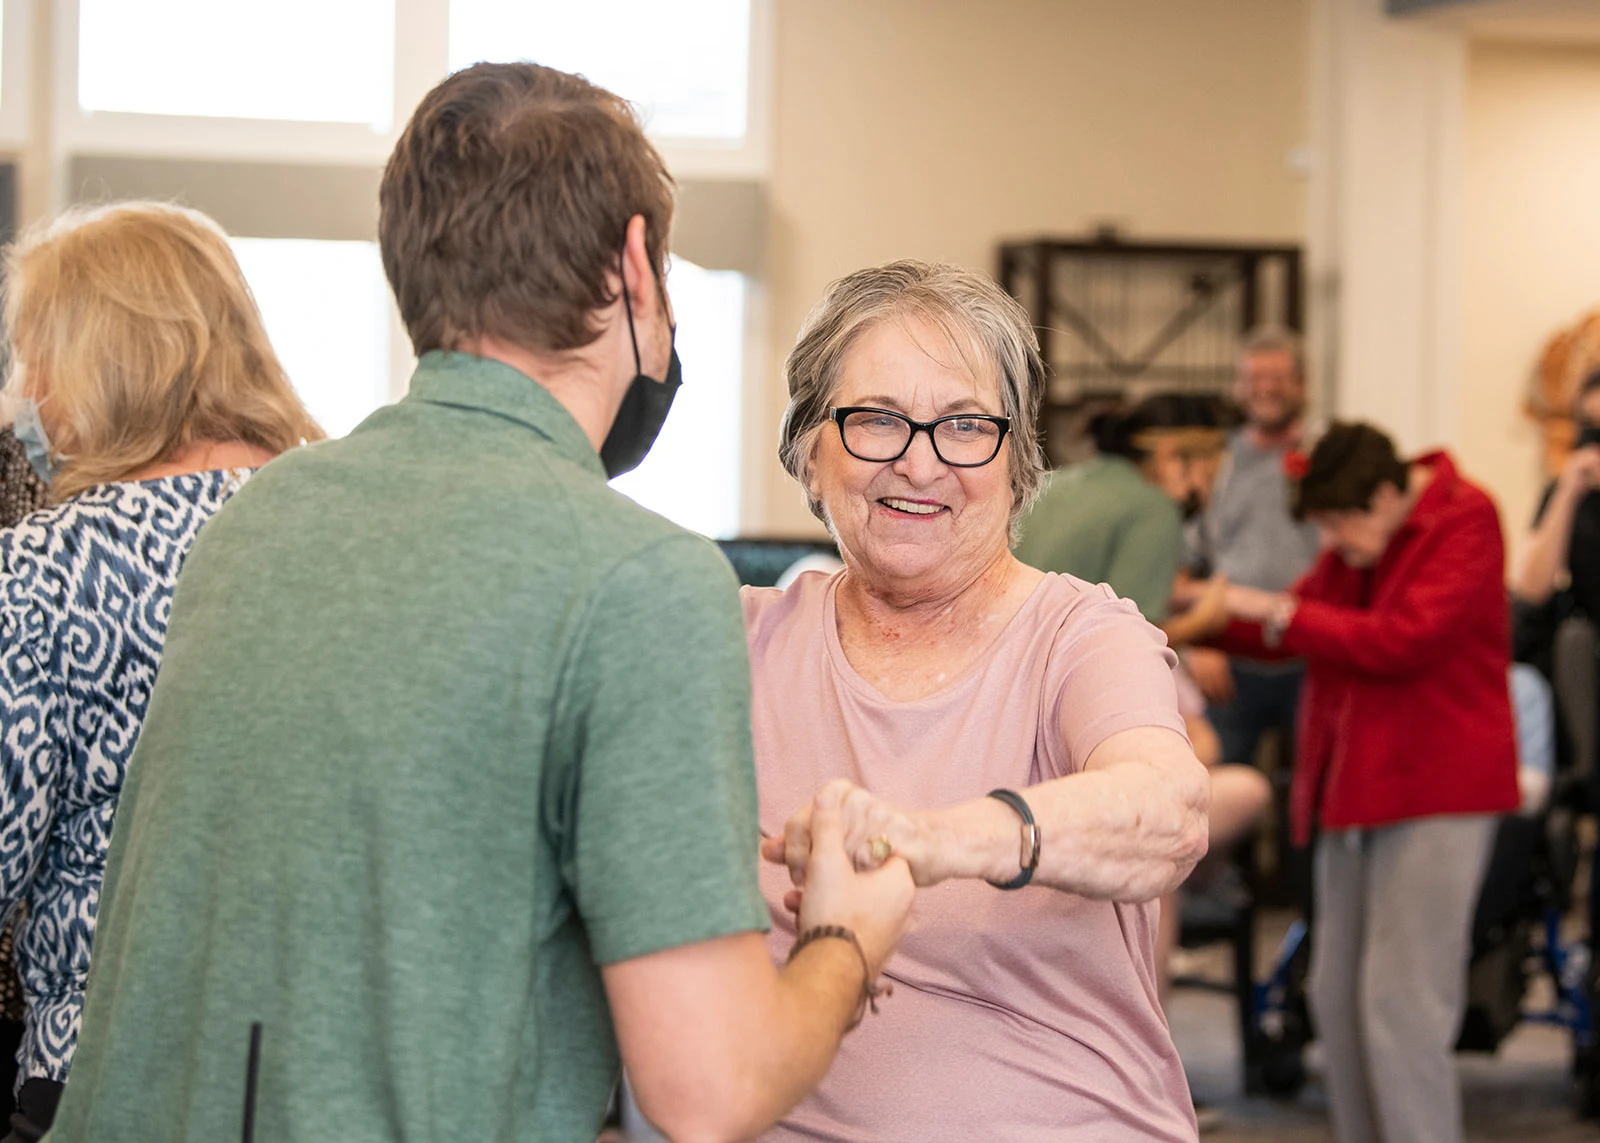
[761,778,950,921]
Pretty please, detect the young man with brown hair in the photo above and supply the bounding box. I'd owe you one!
[49,63,913,1143]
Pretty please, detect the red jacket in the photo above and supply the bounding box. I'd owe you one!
[1217,452,1519,844]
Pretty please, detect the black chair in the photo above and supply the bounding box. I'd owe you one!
[715,538,838,588]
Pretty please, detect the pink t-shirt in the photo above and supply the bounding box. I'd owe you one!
[743,571,1197,1143]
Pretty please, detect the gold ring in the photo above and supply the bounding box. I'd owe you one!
[868,836,893,862]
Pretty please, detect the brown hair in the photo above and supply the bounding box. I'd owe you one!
[380,62,676,356]
[3,202,323,500]
[1292,422,1408,520]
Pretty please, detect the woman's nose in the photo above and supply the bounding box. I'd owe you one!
[891,429,945,481]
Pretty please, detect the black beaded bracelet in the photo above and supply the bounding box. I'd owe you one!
[986,788,1042,890]
[787,924,892,1029]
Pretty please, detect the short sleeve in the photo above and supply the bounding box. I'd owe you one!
[559,535,769,965]
[1041,586,1187,777]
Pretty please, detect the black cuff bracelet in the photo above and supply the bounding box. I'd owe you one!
[986,788,1042,890]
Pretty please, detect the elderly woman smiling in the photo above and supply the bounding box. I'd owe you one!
[749,261,1210,1142]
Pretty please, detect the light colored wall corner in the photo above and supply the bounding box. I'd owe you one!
[1461,39,1600,544]
[1308,0,1468,462]
[754,0,1312,536]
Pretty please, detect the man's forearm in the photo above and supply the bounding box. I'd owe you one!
[704,938,865,1142]
[616,932,874,1143]
[763,941,867,1105]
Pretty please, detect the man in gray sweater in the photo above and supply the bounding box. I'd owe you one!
[1186,329,1321,841]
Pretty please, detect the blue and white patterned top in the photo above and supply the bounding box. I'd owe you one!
[0,469,251,1083]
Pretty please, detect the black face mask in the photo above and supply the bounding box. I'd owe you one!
[600,275,681,478]
[1578,424,1600,451]
[1180,491,1204,521]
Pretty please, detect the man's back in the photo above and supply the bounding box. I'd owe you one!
[50,354,767,1142]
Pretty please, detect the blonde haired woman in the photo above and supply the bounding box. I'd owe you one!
[0,202,319,1141]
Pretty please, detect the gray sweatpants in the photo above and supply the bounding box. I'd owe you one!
[1308,815,1497,1143]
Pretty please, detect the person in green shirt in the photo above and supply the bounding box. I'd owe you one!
[48,63,914,1143]
[1014,393,1230,644]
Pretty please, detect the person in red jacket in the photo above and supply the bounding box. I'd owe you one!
[1205,421,1518,1143]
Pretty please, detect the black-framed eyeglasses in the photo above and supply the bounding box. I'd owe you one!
[829,406,1011,467]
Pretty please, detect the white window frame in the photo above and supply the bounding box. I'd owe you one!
[51,0,774,178]
[29,0,773,527]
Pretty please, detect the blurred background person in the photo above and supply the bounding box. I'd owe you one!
[0,201,322,1142]
[1509,366,1600,1007]
[1184,328,1322,906]
[1016,393,1230,645]
[1511,368,1600,733]
[1207,422,1519,1143]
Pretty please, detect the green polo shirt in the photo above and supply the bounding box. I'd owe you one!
[50,352,769,1142]
[1013,455,1182,622]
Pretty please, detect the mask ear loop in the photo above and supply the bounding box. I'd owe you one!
[619,272,643,377]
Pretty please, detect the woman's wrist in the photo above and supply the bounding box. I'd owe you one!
[922,798,1028,885]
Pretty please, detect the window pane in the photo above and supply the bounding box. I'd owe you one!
[230,239,392,439]
[449,0,749,140]
[79,0,394,127]
[610,259,744,538]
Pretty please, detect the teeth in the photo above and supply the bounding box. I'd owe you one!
[883,498,943,515]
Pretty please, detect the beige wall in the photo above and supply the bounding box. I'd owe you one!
[750,0,1312,534]
[1462,40,1600,542]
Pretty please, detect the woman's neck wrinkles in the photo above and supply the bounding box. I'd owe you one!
[838,548,1017,642]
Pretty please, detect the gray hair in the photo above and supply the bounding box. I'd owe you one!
[777,260,1049,534]
[1240,324,1305,379]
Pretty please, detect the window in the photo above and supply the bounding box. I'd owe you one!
[50,0,766,524]
[77,0,395,128]
[448,0,751,142]
[230,239,393,439]
[609,258,745,538]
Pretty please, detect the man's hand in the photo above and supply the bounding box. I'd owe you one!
[767,780,915,975]
[1186,646,1235,705]
[764,779,955,894]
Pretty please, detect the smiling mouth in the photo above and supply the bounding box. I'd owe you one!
[879,497,947,516]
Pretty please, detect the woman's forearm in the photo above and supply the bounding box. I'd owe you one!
[918,742,1210,903]
[1513,492,1578,604]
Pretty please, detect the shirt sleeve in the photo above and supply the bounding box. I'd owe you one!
[556,534,769,966]
[1044,588,1188,776]
[0,597,64,917]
